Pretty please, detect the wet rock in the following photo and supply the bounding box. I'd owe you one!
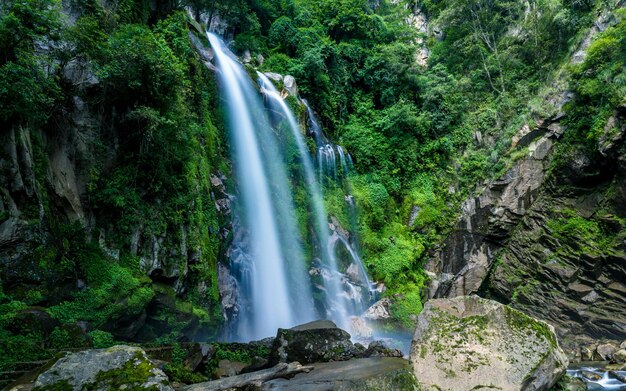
[283,75,298,96]
[34,345,173,391]
[364,340,403,358]
[209,174,226,197]
[616,350,626,363]
[410,296,568,391]
[263,72,283,82]
[560,375,587,391]
[597,343,618,361]
[268,321,364,365]
[215,198,230,215]
[363,298,392,320]
[610,370,626,382]
[580,369,602,381]
[218,263,239,323]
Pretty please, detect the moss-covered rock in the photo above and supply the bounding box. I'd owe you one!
[33,345,174,391]
[409,296,568,391]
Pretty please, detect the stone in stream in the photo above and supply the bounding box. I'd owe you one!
[410,296,568,391]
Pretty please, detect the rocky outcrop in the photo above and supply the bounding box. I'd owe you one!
[34,345,174,391]
[268,320,365,365]
[410,296,568,391]
[426,116,564,299]
[425,6,626,349]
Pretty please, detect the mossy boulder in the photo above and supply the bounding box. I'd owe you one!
[33,345,174,391]
[409,296,568,391]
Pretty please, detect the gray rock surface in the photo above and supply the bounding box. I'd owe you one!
[410,296,568,391]
[34,345,173,391]
[263,357,417,391]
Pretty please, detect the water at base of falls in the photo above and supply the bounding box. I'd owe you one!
[209,33,374,341]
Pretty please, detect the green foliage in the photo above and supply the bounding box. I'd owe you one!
[48,247,154,328]
[89,330,116,348]
[563,11,626,145]
[0,294,52,371]
[546,209,617,255]
[389,280,426,329]
[163,363,207,384]
[0,0,62,125]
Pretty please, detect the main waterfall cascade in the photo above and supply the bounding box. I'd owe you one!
[209,33,375,341]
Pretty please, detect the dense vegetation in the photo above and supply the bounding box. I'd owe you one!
[0,0,226,371]
[0,0,623,374]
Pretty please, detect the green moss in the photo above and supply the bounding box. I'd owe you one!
[504,306,557,350]
[83,352,160,391]
[163,363,207,384]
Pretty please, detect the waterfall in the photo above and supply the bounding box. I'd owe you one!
[209,33,314,340]
[209,33,374,340]
[257,73,352,329]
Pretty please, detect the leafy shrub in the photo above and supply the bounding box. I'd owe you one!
[89,330,116,348]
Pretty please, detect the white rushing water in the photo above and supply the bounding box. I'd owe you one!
[209,33,314,340]
[209,33,375,340]
[257,73,354,328]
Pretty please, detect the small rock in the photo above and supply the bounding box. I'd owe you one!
[610,370,626,382]
[364,340,403,358]
[561,375,587,391]
[215,359,247,378]
[580,369,602,381]
[363,298,392,320]
[283,75,297,96]
[597,343,618,361]
[613,349,626,363]
[581,345,596,361]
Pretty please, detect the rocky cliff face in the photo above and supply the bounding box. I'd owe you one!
[425,7,626,349]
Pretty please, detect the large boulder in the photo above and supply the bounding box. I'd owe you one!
[34,345,174,391]
[268,320,365,365]
[410,296,568,391]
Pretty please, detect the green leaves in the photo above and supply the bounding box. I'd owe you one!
[0,0,62,125]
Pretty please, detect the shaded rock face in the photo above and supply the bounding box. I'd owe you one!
[427,117,563,298]
[410,296,568,391]
[268,321,364,365]
[487,108,626,347]
[428,90,626,349]
[424,6,626,350]
[34,345,173,391]
[267,320,402,366]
